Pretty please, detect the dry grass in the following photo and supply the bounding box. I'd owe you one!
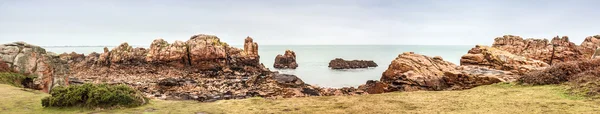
[1,83,600,114]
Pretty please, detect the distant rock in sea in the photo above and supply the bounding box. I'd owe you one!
[328,58,377,69]
[273,50,298,69]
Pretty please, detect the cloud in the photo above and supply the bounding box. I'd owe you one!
[0,0,599,46]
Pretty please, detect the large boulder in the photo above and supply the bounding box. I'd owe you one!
[146,39,189,67]
[328,58,377,69]
[460,45,549,74]
[0,42,69,92]
[273,50,298,69]
[379,52,513,92]
[580,35,600,58]
[492,35,585,64]
[380,52,457,91]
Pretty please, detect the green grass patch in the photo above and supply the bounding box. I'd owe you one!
[0,72,32,87]
[41,83,147,109]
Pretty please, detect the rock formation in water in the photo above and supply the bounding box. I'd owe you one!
[378,52,513,92]
[460,45,549,74]
[328,58,377,69]
[491,35,585,64]
[0,42,69,92]
[273,50,298,69]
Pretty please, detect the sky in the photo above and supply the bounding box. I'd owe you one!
[1,0,599,46]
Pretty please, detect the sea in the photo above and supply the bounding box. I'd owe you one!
[43,45,473,88]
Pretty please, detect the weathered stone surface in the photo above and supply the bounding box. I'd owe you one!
[460,45,549,74]
[146,39,189,67]
[328,58,377,69]
[0,42,69,92]
[379,52,514,92]
[580,35,600,59]
[492,35,585,64]
[273,50,298,69]
[0,60,11,72]
[58,52,85,64]
[357,80,387,94]
[273,73,305,88]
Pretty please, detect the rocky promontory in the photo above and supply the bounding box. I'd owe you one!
[328,58,377,69]
[273,50,298,69]
[0,42,69,92]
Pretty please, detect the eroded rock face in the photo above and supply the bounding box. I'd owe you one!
[0,42,69,92]
[273,50,298,69]
[379,52,513,92]
[492,35,585,64]
[66,34,365,102]
[460,45,549,74]
[328,58,377,69]
[580,35,600,58]
[146,39,189,67]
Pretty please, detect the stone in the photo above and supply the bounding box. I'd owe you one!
[580,35,600,58]
[273,73,305,88]
[273,50,298,69]
[328,58,377,69]
[460,45,549,74]
[492,35,585,64]
[146,39,189,67]
[357,80,387,94]
[58,52,85,64]
[0,60,12,72]
[380,52,457,91]
[379,52,513,92]
[0,42,69,92]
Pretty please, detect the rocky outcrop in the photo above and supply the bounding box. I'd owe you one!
[328,58,377,69]
[492,35,585,64]
[273,50,298,69]
[460,45,549,74]
[146,39,189,67]
[379,52,513,92]
[0,42,69,92]
[0,60,12,72]
[65,34,367,102]
[580,35,600,58]
[58,52,85,64]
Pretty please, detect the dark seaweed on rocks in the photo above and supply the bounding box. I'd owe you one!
[518,59,600,85]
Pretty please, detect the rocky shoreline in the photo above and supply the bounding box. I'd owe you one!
[2,34,600,102]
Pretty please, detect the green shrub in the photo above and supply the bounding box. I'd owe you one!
[41,83,147,108]
[0,72,31,87]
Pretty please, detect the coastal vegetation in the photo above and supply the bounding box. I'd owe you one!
[41,83,147,108]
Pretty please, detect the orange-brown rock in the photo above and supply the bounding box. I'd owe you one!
[357,80,388,94]
[146,39,189,67]
[379,52,516,92]
[460,45,549,74]
[580,35,600,58]
[274,50,298,69]
[492,35,585,64]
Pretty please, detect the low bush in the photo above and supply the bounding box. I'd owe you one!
[41,83,147,108]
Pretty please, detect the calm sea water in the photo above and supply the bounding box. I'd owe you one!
[44,45,473,88]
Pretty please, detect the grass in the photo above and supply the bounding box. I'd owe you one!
[0,72,31,87]
[1,83,599,114]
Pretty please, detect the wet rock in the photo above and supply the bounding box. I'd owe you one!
[0,42,69,92]
[274,50,298,69]
[273,73,305,88]
[328,58,377,69]
[460,45,549,74]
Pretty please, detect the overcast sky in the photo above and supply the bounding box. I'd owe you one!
[1,0,599,46]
